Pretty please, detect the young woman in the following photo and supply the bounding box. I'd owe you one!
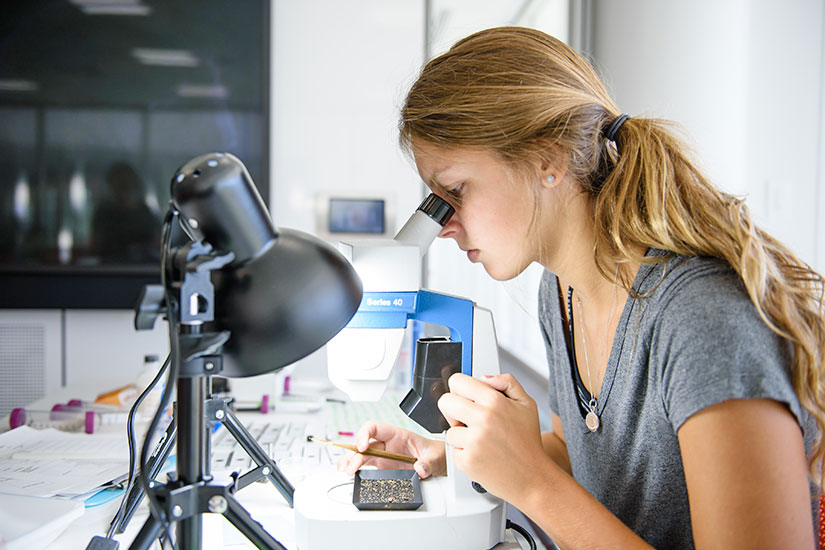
[339,27,824,549]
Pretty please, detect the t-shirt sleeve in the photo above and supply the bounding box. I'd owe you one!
[538,270,560,416]
[652,266,802,432]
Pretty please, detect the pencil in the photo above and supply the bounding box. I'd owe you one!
[306,435,417,464]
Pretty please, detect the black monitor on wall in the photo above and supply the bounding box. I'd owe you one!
[0,0,270,309]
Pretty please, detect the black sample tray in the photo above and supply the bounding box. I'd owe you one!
[352,469,423,511]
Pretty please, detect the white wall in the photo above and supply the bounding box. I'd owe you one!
[820,7,825,270]
[744,1,824,269]
[270,0,426,236]
[64,310,169,393]
[591,0,825,270]
[262,0,428,388]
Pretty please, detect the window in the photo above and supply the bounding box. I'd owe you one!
[0,0,270,308]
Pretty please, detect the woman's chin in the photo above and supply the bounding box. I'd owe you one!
[483,265,518,281]
[483,261,532,282]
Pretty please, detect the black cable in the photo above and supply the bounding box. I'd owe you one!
[106,353,171,539]
[136,289,179,547]
[506,519,537,550]
[137,209,179,547]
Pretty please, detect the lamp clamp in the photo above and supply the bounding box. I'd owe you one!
[166,241,232,326]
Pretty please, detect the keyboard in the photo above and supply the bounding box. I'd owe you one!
[210,392,427,476]
[211,418,344,473]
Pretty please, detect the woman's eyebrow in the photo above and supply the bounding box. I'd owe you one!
[427,172,449,194]
[428,168,463,192]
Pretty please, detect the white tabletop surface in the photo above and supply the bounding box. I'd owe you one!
[4,388,530,550]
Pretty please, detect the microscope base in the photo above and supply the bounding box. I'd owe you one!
[294,471,506,550]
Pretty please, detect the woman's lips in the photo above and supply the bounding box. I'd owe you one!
[467,249,480,262]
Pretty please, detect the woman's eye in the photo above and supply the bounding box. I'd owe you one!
[447,182,464,198]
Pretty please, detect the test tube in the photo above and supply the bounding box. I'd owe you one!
[58,403,129,430]
[65,399,127,412]
[9,405,125,434]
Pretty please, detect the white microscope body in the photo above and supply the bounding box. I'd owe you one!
[293,195,506,550]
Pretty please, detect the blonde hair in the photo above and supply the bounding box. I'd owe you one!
[400,26,825,485]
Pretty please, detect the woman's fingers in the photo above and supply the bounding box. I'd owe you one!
[438,391,481,427]
[413,459,431,478]
[337,442,392,475]
[415,438,446,478]
[341,421,419,476]
[337,451,362,474]
[479,373,529,401]
[337,422,446,479]
[444,424,471,450]
[354,420,402,452]
[448,372,528,404]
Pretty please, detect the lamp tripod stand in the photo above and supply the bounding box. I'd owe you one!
[111,391,296,537]
[112,377,296,543]
[128,350,288,550]
[127,242,292,550]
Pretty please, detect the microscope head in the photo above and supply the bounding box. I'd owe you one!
[336,193,452,289]
[327,194,453,401]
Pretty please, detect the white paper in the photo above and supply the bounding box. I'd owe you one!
[0,493,84,550]
[0,426,128,498]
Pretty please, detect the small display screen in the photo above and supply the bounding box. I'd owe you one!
[328,198,385,234]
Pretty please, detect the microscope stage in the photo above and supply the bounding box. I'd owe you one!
[293,470,506,550]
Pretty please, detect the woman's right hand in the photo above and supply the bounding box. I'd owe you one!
[337,420,446,479]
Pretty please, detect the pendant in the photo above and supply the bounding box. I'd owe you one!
[585,410,600,432]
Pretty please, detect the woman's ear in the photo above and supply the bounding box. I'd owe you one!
[539,150,568,190]
[542,173,559,188]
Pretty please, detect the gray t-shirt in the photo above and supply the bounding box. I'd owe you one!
[538,250,818,549]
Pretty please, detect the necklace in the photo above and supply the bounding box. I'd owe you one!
[574,268,620,432]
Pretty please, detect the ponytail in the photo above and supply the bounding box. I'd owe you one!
[597,115,825,484]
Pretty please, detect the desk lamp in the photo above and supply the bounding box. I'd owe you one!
[125,152,362,550]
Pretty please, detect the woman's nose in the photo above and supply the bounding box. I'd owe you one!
[438,218,458,239]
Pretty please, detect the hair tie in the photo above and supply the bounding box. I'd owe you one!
[605,114,630,142]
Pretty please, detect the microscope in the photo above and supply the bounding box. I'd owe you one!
[293,194,507,550]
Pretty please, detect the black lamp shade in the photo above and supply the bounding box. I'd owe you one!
[211,228,362,377]
[171,152,363,377]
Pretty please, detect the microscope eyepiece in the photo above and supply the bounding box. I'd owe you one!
[394,193,453,254]
[417,194,454,226]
